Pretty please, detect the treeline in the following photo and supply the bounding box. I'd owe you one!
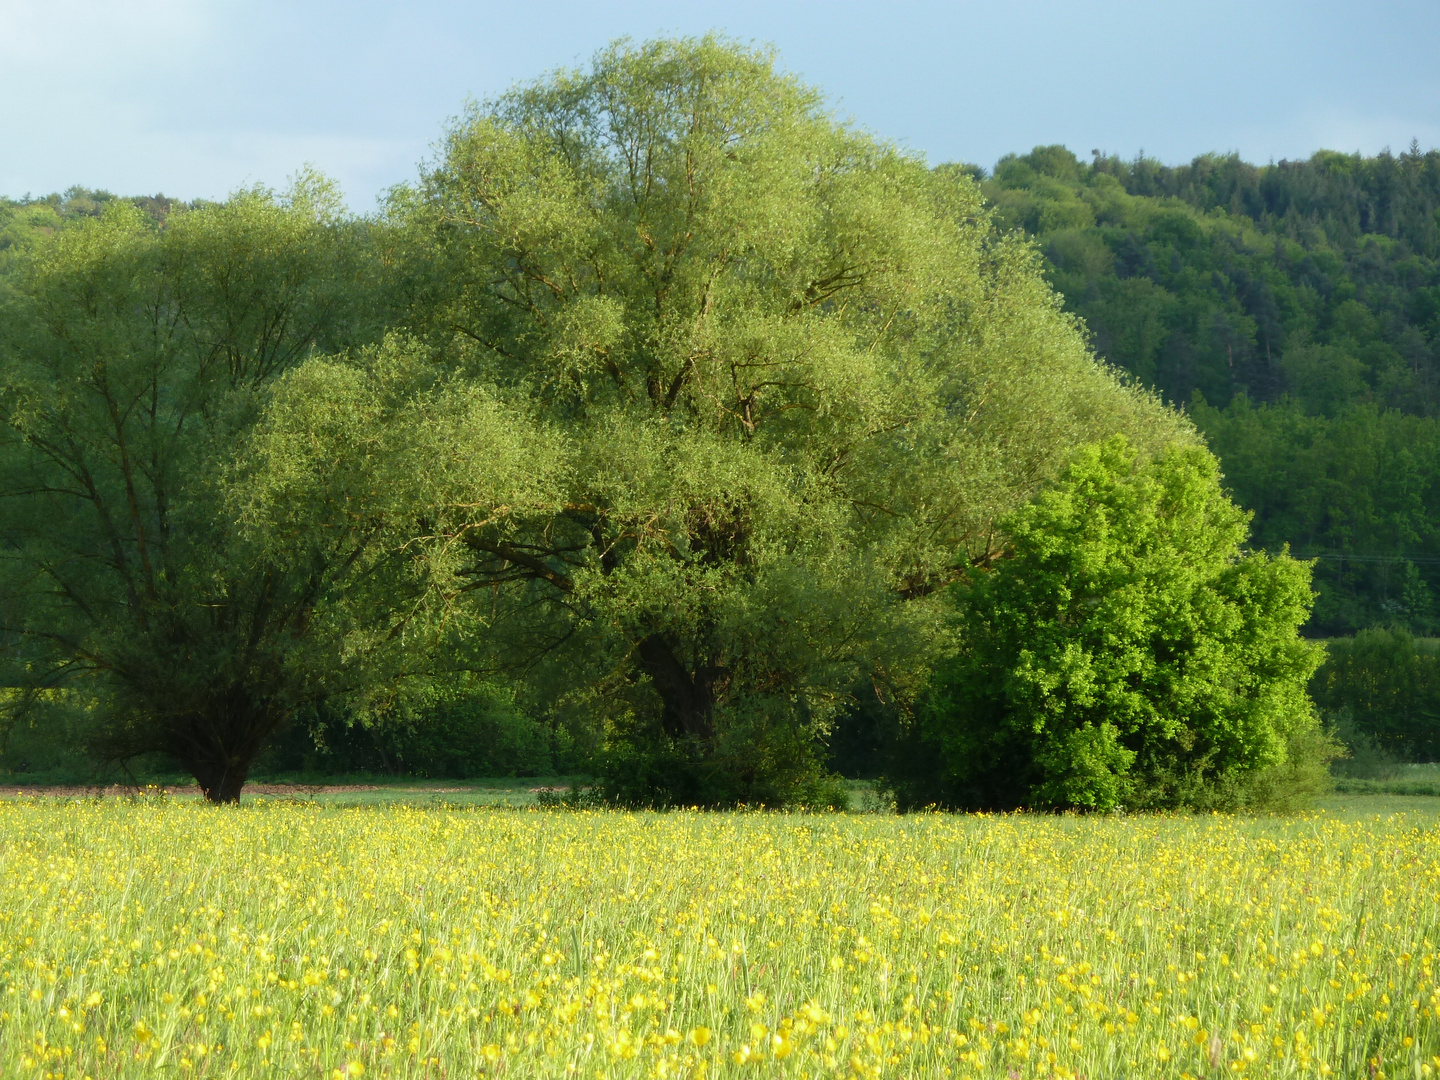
[1312,627,1440,772]
[980,145,1440,635]
[0,40,1339,806]
[0,188,188,249]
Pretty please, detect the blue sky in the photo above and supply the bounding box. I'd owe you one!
[3,0,1438,208]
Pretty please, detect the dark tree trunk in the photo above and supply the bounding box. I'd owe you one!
[190,758,251,803]
[170,692,283,804]
[636,634,724,743]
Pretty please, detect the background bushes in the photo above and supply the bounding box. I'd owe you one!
[1313,626,1440,774]
[0,687,579,783]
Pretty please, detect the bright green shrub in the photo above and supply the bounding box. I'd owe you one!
[907,437,1327,811]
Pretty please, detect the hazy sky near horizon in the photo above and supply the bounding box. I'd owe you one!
[3,0,1438,208]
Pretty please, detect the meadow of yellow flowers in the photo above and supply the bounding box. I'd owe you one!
[0,797,1437,1079]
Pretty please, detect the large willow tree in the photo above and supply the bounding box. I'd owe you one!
[246,37,1192,803]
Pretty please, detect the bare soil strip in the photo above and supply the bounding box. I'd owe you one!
[0,782,570,798]
[2,783,382,797]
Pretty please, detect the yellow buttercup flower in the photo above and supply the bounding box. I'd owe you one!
[0,796,1434,1077]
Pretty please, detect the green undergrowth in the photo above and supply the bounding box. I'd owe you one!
[1331,777,1440,797]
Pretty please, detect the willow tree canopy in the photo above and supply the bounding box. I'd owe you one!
[241,37,1192,802]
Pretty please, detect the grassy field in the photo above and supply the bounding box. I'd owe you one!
[1333,765,1440,799]
[1,797,1438,1079]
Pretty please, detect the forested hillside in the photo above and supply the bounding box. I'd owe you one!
[0,188,185,248]
[979,145,1440,635]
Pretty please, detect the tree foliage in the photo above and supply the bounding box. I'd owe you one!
[10,42,1350,807]
[238,37,1190,804]
[906,437,1324,811]
[0,185,410,800]
[1194,399,1440,635]
[1312,627,1440,763]
[982,145,1440,634]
